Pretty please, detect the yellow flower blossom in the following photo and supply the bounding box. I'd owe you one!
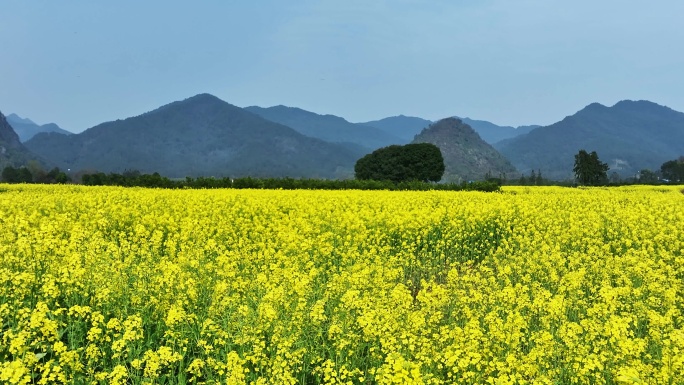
[0,184,682,383]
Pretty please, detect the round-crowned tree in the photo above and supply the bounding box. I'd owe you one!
[354,143,445,183]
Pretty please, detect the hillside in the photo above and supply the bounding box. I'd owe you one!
[245,105,402,151]
[25,94,364,179]
[495,100,684,179]
[0,110,39,169]
[6,113,72,142]
[359,115,432,142]
[361,115,536,145]
[411,118,517,182]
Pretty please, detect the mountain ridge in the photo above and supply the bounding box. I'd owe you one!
[359,115,433,142]
[361,115,537,145]
[245,105,403,151]
[25,94,363,179]
[456,117,538,144]
[6,113,71,142]
[495,100,684,179]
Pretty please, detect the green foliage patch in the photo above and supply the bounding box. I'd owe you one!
[354,143,445,183]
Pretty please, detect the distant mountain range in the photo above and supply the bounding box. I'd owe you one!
[245,107,537,149]
[360,115,433,142]
[7,94,682,181]
[6,113,71,142]
[17,97,536,180]
[0,111,39,169]
[495,100,684,179]
[245,105,403,151]
[25,94,363,179]
[456,117,538,145]
[412,118,517,182]
[359,115,537,145]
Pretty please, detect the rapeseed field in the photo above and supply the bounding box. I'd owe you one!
[0,184,682,384]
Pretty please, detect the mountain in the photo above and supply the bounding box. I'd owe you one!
[25,94,364,179]
[0,110,39,169]
[360,115,536,145]
[359,115,432,142]
[495,100,684,180]
[6,113,72,142]
[456,117,538,145]
[244,105,403,151]
[411,117,517,182]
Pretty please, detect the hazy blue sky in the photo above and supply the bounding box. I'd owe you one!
[2,0,683,133]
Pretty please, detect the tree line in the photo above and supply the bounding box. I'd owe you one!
[1,163,70,184]
[2,144,681,189]
[80,172,500,192]
[0,166,500,192]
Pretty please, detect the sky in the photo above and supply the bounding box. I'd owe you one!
[1,0,684,133]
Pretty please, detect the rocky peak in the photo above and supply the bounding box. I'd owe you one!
[0,110,23,149]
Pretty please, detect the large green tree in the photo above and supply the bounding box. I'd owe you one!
[573,149,609,186]
[355,143,445,183]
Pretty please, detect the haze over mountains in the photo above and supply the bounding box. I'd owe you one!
[244,107,535,153]
[360,116,433,142]
[0,111,39,169]
[4,93,682,182]
[358,115,538,145]
[245,105,403,151]
[456,118,538,145]
[6,114,71,142]
[496,100,684,179]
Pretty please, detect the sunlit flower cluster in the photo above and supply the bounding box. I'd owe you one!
[0,184,683,384]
